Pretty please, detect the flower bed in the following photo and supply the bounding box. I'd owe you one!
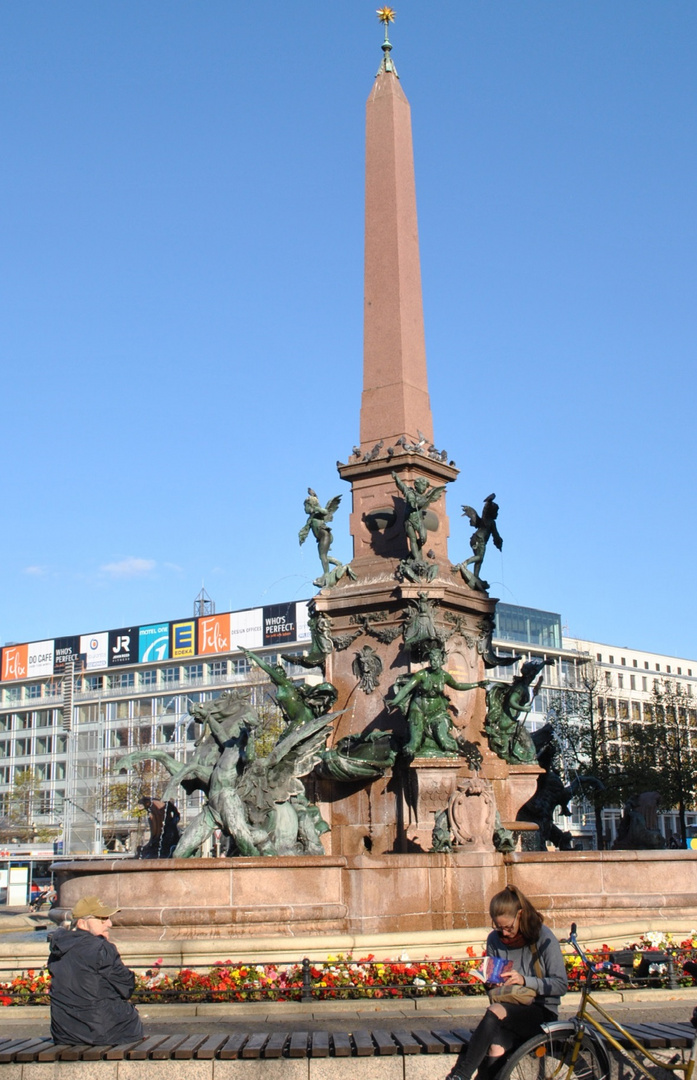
[2,933,697,1006]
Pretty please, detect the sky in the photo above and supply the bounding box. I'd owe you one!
[0,1,695,659]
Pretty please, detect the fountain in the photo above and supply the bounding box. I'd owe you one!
[53,12,697,942]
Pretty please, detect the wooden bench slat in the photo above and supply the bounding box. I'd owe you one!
[37,1044,70,1062]
[392,1031,422,1054]
[127,1035,172,1059]
[81,1045,113,1061]
[352,1030,375,1057]
[412,1029,445,1053]
[173,1035,208,1060]
[219,1033,249,1060]
[331,1032,352,1057]
[637,1023,691,1048]
[289,1031,309,1058]
[640,1023,693,1046]
[241,1032,269,1058]
[371,1030,398,1056]
[195,1034,229,1059]
[58,1045,94,1062]
[105,1039,150,1060]
[151,1035,190,1059]
[432,1029,467,1054]
[15,1039,57,1063]
[0,1038,47,1064]
[620,1024,668,1048]
[310,1031,330,1057]
[264,1032,289,1059]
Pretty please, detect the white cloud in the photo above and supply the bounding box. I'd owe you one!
[100,557,156,579]
[23,565,47,577]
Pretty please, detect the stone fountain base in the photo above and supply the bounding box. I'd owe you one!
[54,848,697,941]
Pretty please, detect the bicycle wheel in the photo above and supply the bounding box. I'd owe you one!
[499,1031,609,1080]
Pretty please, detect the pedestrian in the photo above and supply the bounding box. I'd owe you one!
[446,885,568,1080]
[48,895,144,1045]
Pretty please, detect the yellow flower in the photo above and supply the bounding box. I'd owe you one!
[376,7,396,25]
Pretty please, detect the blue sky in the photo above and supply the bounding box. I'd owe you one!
[0,1,694,658]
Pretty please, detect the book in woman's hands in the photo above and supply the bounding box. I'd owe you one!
[471,957,514,985]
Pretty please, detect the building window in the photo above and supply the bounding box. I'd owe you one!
[27,683,43,699]
[15,738,30,756]
[85,675,104,692]
[77,703,102,724]
[667,665,672,674]
[596,653,602,662]
[631,702,641,721]
[678,667,683,676]
[36,736,52,756]
[184,664,204,683]
[133,699,152,719]
[621,657,626,666]
[0,742,9,758]
[656,664,661,671]
[617,674,624,690]
[609,655,614,664]
[231,657,251,676]
[642,677,647,692]
[141,669,158,688]
[630,675,636,691]
[111,672,135,690]
[163,667,179,685]
[209,661,228,679]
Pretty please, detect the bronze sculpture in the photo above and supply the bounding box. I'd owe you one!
[452,493,503,592]
[389,643,487,759]
[484,658,548,764]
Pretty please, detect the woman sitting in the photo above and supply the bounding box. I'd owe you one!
[446,885,568,1080]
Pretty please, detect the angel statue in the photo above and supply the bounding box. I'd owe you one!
[299,488,355,588]
[452,493,503,592]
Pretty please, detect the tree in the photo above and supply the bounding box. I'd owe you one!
[545,657,615,849]
[0,768,59,843]
[635,679,697,845]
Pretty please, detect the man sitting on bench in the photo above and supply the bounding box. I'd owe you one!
[48,895,144,1045]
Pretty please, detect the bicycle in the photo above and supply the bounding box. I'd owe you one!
[497,923,697,1080]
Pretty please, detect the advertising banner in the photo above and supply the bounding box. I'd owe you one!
[1,645,28,682]
[262,603,297,647]
[229,608,263,651]
[295,602,312,642]
[54,636,82,673]
[80,632,109,671]
[108,628,138,666]
[27,640,55,679]
[198,613,231,655]
[139,623,170,663]
[171,620,196,658]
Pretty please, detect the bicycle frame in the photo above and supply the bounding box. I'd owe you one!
[544,927,697,1080]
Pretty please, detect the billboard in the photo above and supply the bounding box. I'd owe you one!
[262,603,297,647]
[229,608,263,650]
[1,597,310,681]
[198,614,230,655]
[295,602,312,643]
[1,645,28,682]
[139,623,170,663]
[54,636,82,673]
[80,632,109,671]
[108,628,138,667]
[171,620,196,658]
[27,640,55,679]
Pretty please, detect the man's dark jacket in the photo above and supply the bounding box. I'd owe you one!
[48,927,144,1044]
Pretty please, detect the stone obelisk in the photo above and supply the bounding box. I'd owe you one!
[313,15,523,856]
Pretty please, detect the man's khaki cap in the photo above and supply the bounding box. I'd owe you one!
[72,896,120,919]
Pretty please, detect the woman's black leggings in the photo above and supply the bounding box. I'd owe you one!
[450,1002,554,1079]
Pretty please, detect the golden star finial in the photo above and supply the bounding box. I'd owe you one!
[376,7,396,26]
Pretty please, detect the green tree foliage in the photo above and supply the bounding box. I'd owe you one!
[631,679,697,844]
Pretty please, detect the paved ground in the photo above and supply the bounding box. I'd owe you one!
[1,991,695,1040]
